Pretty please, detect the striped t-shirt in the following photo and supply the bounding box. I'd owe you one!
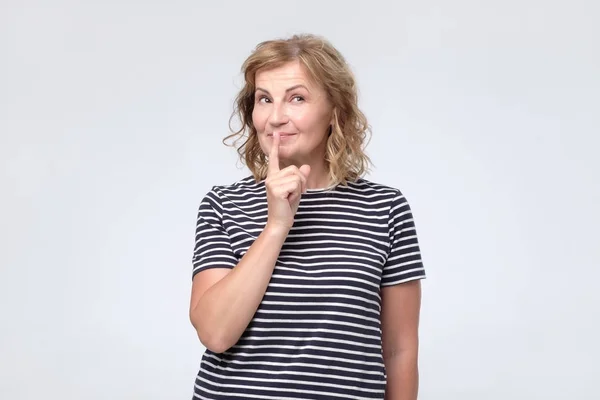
[191,175,426,400]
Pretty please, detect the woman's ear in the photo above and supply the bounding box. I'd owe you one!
[329,108,337,130]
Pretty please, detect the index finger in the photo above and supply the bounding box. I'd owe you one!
[268,132,281,176]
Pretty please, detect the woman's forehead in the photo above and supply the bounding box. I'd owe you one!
[254,62,324,94]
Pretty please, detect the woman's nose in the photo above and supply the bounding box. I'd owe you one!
[268,102,289,126]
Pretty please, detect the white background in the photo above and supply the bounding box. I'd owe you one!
[1,1,598,399]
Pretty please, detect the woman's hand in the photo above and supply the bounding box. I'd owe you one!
[264,133,311,231]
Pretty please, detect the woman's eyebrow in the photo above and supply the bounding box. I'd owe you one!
[255,84,310,95]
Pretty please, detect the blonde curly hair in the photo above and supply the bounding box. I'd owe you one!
[224,33,372,187]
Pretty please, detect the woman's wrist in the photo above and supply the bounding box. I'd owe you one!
[263,222,291,238]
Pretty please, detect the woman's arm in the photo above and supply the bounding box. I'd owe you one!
[381,280,423,400]
[189,223,288,353]
[190,133,309,353]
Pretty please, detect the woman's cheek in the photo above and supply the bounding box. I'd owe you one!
[290,108,305,126]
[251,109,261,130]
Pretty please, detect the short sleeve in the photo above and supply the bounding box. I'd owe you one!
[381,190,427,287]
[191,187,238,279]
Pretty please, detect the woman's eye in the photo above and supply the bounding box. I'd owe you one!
[292,96,304,102]
[257,96,270,103]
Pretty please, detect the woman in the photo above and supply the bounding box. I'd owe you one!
[189,34,426,400]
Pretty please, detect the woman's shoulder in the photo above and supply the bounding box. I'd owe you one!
[209,175,264,197]
[342,177,404,198]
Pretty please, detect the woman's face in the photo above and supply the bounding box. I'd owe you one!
[252,61,333,168]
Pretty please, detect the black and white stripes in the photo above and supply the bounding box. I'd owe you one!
[192,176,425,399]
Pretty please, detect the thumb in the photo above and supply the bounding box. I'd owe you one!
[299,164,311,178]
